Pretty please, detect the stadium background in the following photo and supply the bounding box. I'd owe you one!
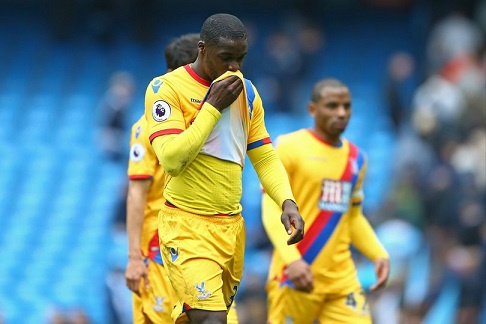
[0,0,484,323]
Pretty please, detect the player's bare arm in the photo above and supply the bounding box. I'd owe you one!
[281,199,304,245]
[125,179,150,295]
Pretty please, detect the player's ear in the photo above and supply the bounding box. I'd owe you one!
[308,101,316,117]
[198,41,205,53]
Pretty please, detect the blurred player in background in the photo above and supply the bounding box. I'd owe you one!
[125,33,199,324]
[145,13,304,324]
[262,78,390,323]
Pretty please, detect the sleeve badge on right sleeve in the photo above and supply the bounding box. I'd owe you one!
[130,142,145,162]
[152,100,171,122]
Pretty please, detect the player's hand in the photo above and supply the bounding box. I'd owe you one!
[370,258,389,291]
[125,256,149,296]
[281,199,304,245]
[206,75,243,112]
[286,259,314,293]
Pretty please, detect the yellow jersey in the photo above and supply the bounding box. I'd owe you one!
[144,65,270,215]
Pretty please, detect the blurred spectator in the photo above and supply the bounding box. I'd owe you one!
[385,52,416,133]
[450,128,486,192]
[257,14,324,113]
[411,74,466,137]
[426,10,484,75]
[88,0,116,43]
[97,71,135,163]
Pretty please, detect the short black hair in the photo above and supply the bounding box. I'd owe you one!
[164,33,199,71]
[311,78,348,102]
[200,13,247,45]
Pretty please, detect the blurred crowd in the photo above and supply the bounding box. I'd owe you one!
[369,5,486,324]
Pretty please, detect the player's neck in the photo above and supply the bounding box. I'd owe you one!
[190,61,211,83]
[311,128,341,146]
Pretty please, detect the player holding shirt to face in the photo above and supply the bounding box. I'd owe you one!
[145,13,304,324]
[262,79,390,324]
[125,33,200,324]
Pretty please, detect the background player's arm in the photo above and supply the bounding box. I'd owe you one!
[349,211,389,262]
[349,211,389,291]
[349,155,389,290]
[249,144,304,245]
[125,179,150,294]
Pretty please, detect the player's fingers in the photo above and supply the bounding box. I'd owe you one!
[293,217,304,237]
[127,279,141,295]
[293,279,307,292]
[370,270,388,291]
[287,222,304,245]
[297,278,313,293]
[281,216,292,235]
[304,270,314,292]
[143,272,150,288]
[286,231,300,245]
[369,279,383,291]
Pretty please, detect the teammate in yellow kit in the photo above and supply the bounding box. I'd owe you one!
[125,33,200,323]
[144,13,305,324]
[262,78,390,324]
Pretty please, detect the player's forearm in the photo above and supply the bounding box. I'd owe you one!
[126,181,149,259]
[248,145,295,209]
[350,211,389,261]
[261,193,302,264]
[152,103,221,177]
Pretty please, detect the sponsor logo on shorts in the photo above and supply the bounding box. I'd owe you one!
[195,282,211,300]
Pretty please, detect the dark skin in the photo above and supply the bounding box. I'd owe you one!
[308,86,352,146]
[185,36,304,323]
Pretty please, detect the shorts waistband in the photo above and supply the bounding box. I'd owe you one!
[165,200,236,216]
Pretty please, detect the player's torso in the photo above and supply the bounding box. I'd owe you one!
[150,68,257,215]
[286,130,352,224]
[276,130,359,288]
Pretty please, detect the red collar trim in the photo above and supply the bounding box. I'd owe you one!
[307,129,343,147]
[184,64,211,87]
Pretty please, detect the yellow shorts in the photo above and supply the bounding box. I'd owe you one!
[132,260,178,324]
[267,280,371,324]
[158,204,245,320]
[227,301,239,324]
